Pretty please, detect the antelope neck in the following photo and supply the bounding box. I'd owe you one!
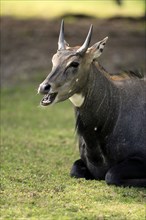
[77,63,120,135]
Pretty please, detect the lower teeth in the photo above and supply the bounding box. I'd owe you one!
[41,93,57,105]
[43,97,51,103]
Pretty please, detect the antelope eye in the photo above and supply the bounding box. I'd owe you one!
[70,62,79,68]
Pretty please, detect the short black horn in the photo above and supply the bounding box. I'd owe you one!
[76,24,93,55]
[58,20,65,50]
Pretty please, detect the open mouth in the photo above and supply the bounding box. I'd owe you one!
[41,93,58,106]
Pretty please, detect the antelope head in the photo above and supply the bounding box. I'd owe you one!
[38,20,108,106]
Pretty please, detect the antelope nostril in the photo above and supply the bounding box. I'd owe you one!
[39,83,51,94]
[44,84,51,91]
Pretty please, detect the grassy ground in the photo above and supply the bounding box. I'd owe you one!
[1,0,145,19]
[1,82,146,219]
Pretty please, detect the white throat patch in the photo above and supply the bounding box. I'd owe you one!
[69,93,85,107]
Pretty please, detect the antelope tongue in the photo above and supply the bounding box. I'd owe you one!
[41,93,58,106]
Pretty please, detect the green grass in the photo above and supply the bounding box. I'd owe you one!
[1,0,145,19]
[1,82,146,219]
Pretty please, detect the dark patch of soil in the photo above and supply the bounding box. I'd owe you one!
[0,16,146,87]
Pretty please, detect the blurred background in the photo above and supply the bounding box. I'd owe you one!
[1,0,146,87]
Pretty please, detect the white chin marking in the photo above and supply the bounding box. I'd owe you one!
[69,93,85,107]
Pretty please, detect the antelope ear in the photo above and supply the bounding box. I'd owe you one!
[64,40,69,48]
[88,36,108,60]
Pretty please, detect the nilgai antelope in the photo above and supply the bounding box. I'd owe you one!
[38,21,146,187]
